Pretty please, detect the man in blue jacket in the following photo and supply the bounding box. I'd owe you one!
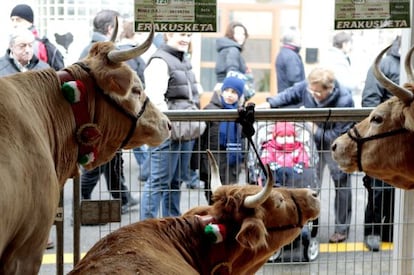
[258,67,354,243]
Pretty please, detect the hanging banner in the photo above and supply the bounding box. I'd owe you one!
[134,0,217,32]
[335,0,410,30]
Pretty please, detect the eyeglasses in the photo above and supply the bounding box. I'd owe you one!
[14,42,34,50]
[307,86,333,97]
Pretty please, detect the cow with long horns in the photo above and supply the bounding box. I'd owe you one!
[0,19,170,274]
[69,150,320,275]
[332,45,414,189]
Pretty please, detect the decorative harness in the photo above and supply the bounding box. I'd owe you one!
[346,126,407,172]
[58,62,149,165]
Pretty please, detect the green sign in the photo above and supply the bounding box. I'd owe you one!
[335,0,410,30]
[134,0,217,32]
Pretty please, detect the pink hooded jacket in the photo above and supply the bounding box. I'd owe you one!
[260,122,310,168]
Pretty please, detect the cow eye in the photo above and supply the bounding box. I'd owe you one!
[131,86,142,96]
[370,115,383,124]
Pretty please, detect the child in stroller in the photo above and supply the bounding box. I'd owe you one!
[250,121,320,262]
[260,121,311,188]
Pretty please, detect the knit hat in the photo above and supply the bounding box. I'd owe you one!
[222,76,245,98]
[273,122,296,138]
[10,4,34,24]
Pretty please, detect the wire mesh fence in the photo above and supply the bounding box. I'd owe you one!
[41,108,412,275]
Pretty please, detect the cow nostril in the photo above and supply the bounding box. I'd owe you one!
[167,122,172,130]
[331,143,337,151]
[312,191,318,198]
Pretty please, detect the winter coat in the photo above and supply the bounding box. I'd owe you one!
[79,31,107,60]
[361,38,400,107]
[323,47,358,94]
[149,44,199,103]
[276,44,305,92]
[215,37,247,82]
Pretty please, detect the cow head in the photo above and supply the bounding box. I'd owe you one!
[185,150,320,272]
[331,45,414,189]
[64,19,170,168]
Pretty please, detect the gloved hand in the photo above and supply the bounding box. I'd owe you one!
[269,162,281,171]
[236,103,255,138]
[293,163,304,174]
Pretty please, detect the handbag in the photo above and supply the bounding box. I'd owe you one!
[167,82,206,141]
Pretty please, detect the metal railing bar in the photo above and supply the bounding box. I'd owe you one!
[164,108,373,122]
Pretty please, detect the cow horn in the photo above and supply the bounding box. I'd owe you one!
[373,44,414,104]
[243,164,274,208]
[207,150,222,192]
[107,23,154,63]
[109,16,119,43]
[404,45,414,83]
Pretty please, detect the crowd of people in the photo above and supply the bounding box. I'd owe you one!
[1,4,396,253]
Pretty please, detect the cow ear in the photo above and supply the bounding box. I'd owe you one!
[236,217,268,250]
[104,67,134,97]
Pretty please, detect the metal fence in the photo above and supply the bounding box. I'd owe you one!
[40,108,414,275]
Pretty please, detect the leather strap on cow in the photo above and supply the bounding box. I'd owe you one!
[347,126,407,171]
[267,194,304,231]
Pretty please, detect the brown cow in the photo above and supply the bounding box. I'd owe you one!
[331,45,414,189]
[69,150,320,275]
[0,21,170,274]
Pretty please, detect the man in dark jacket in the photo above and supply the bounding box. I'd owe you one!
[258,67,354,243]
[78,10,139,217]
[361,36,400,251]
[275,26,305,93]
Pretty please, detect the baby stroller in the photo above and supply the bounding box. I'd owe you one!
[247,121,320,262]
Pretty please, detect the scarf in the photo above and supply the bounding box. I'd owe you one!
[219,98,243,166]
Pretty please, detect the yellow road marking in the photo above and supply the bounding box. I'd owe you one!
[42,242,393,265]
[319,242,393,253]
[42,253,86,264]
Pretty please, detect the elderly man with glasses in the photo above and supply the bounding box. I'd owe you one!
[0,27,49,76]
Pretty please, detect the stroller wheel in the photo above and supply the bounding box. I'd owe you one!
[267,249,281,263]
[304,238,319,261]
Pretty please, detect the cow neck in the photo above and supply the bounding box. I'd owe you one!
[57,69,100,166]
[267,194,304,232]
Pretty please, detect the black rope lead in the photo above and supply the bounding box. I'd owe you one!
[363,175,375,221]
[236,103,268,178]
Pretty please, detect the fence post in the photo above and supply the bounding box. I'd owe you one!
[73,177,81,266]
[55,190,64,275]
